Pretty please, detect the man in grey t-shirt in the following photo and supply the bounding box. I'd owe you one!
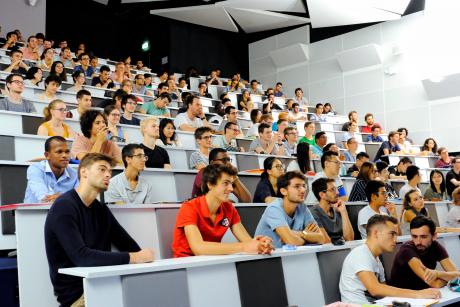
[310,178,354,242]
[0,73,36,113]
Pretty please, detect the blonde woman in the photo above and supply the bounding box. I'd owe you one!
[37,99,76,138]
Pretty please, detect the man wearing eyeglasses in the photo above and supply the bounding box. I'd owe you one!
[255,171,324,248]
[105,143,156,204]
[311,178,354,243]
[283,127,298,157]
[216,106,244,137]
[357,180,399,239]
[120,94,141,126]
[73,52,95,77]
[191,148,251,203]
[0,73,36,113]
[140,92,171,117]
[212,122,244,152]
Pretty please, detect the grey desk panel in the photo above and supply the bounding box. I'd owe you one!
[173,172,197,202]
[0,136,15,160]
[122,269,189,307]
[22,115,42,135]
[0,165,28,234]
[235,154,259,171]
[155,208,180,259]
[317,248,351,304]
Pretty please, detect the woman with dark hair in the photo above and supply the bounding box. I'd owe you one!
[50,61,67,82]
[400,189,429,235]
[323,103,335,115]
[253,157,285,203]
[156,118,182,147]
[348,162,376,201]
[239,89,252,111]
[287,142,314,175]
[421,138,438,156]
[38,47,54,70]
[70,110,122,164]
[250,108,261,125]
[424,170,447,201]
[24,67,43,87]
[397,127,413,144]
[67,71,85,92]
[104,105,127,143]
[375,161,398,199]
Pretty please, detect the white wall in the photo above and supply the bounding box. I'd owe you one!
[249,8,460,151]
[0,0,46,38]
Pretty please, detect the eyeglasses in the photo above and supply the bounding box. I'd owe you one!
[327,160,341,165]
[322,187,338,193]
[52,108,67,113]
[10,80,24,85]
[214,157,232,163]
[81,57,90,60]
[129,154,148,161]
[272,164,285,170]
[228,128,240,133]
[127,100,137,106]
[200,136,212,140]
[110,113,121,117]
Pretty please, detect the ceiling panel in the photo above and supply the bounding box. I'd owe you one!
[368,0,411,15]
[217,0,305,13]
[122,0,171,3]
[150,5,239,32]
[226,8,310,33]
[307,0,401,28]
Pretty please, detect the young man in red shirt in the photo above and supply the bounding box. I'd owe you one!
[172,164,273,257]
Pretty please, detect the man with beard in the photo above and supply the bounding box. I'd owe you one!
[255,171,324,248]
[390,216,460,289]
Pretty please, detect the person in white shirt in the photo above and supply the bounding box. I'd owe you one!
[357,180,399,239]
[447,187,460,227]
[398,165,422,200]
[174,94,210,132]
[70,89,92,120]
[339,214,440,304]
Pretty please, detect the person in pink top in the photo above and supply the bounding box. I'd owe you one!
[21,36,39,61]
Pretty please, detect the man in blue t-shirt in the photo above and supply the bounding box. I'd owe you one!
[374,131,401,162]
[255,171,324,248]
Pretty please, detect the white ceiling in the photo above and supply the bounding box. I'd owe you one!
[150,5,239,32]
[307,0,405,28]
[216,0,305,13]
[127,0,412,33]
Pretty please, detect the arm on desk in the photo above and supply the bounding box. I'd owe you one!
[438,258,460,281]
[26,164,53,202]
[358,271,441,299]
[407,257,447,288]
[233,176,251,203]
[184,224,270,255]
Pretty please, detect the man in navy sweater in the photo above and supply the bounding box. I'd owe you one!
[45,153,154,307]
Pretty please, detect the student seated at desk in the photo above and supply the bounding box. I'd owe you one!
[391,216,460,289]
[306,151,347,203]
[346,152,370,177]
[388,157,412,180]
[140,117,171,169]
[348,162,376,202]
[254,157,285,203]
[212,122,244,152]
[174,94,210,132]
[0,73,37,113]
[255,171,324,248]
[339,215,440,304]
[38,99,77,138]
[375,161,398,199]
[172,164,273,257]
[311,178,354,243]
[249,123,285,156]
[45,153,154,307]
[398,165,422,200]
[105,144,155,204]
[373,131,401,162]
[286,142,314,176]
[67,71,85,93]
[71,110,122,164]
[139,92,171,117]
[447,187,460,227]
[104,105,128,143]
[190,127,213,170]
[424,170,448,201]
[37,74,61,103]
[119,94,141,126]
[156,118,182,147]
[366,125,383,143]
[191,148,251,202]
[24,136,79,203]
[357,180,399,239]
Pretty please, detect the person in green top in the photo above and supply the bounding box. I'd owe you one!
[140,92,171,117]
[299,121,316,146]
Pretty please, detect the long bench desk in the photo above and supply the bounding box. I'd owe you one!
[8,201,460,307]
[58,233,460,307]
